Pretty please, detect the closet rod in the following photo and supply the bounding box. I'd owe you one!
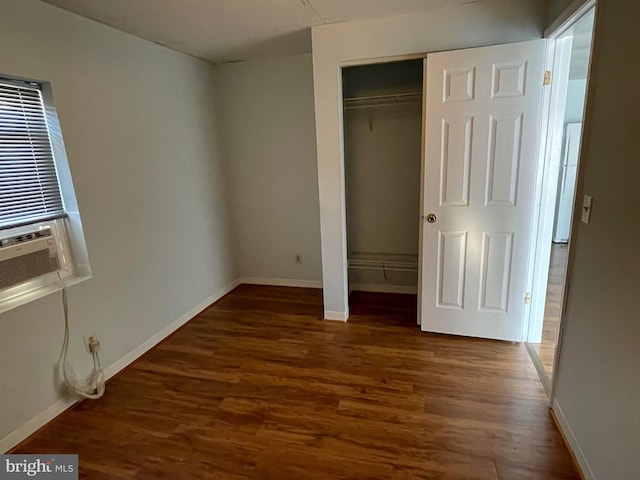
[343,92,422,110]
[348,265,417,273]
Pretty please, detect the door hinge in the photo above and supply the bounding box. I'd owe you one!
[543,70,552,86]
[524,292,532,304]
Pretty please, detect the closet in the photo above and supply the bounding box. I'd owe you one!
[342,59,423,295]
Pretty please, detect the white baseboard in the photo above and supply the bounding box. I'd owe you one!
[324,310,348,321]
[0,397,76,454]
[350,283,418,294]
[240,278,345,321]
[552,398,595,480]
[0,277,242,454]
[103,278,242,379]
[241,277,322,289]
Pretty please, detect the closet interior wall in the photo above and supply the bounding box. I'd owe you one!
[342,60,423,294]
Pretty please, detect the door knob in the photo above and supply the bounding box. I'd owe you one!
[426,213,437,223]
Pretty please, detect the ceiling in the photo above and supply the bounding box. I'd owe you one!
[39,0,484,64]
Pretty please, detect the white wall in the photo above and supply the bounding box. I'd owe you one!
[217,54,322,285]
[552,1,640,479]
[345,104,421,290]
[548,0,578,26]
[0,0,236,449]
[345,105,421,255]
[311,0,548,319]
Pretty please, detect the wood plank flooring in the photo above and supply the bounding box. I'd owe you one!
[13,285,580,479]
[530,243,568,377]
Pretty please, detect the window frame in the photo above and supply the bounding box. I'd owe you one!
[0,74,91,314]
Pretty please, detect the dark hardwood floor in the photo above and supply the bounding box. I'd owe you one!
[13,285,580,479]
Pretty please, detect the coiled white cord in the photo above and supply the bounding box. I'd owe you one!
[58,274,105,400]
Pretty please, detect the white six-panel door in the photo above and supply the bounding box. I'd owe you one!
[420,40,547,341]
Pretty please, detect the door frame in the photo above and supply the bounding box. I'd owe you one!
[523,36,573,345]
[339,52,428,314]
[523,0,596,394]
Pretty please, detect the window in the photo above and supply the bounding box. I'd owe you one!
[0,75,91,313]
[0,79,66,229]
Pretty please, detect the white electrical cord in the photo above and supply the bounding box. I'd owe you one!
[58,274,105,400]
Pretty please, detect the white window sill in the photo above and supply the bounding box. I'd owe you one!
[0,272,91,315]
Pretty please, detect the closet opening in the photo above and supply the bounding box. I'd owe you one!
[341,59,423,322]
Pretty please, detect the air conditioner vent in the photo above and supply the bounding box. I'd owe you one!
[0,227,61,291]
[0,249,60,290]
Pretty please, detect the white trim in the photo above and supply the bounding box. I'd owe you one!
[0,274,92,316]
[350,283,417,295]
[545,0,596,38]
[0,278,241,453]
[417,58,428,327]
[0,397,76,454]
[552,399,595,480]
[240,277,322,289]
[524,343,552,395]
[324,310,348,322]
[102,278,242,379]
[521,38,555,342]
[525,36,574,344]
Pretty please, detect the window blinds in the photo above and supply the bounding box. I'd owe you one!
[0,80,65,229]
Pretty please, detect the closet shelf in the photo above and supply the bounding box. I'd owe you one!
[343,92,422,110]
[348,252,418,273]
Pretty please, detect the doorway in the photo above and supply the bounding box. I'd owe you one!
[526,6,595,389]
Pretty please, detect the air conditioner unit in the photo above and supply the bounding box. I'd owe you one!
[0,228,62,291]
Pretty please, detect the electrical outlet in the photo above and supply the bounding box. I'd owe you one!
[295,254,303,264]
[83,333,98,353]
